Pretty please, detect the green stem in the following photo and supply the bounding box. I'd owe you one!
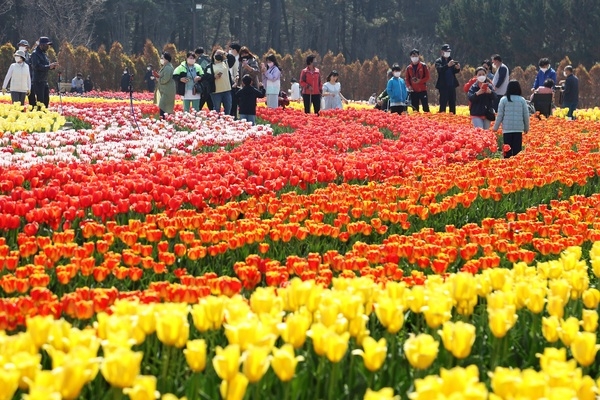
[161,345,173,393]
[328,362,339,400]
[283,381,291,400]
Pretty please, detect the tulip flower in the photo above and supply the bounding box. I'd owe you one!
[0,366,21,400]
[11,351,42,389]
[279,312,311,349]
[213,345,242,382]
[438,321,476,359]
[155,310,190,348]
[536,347,566,372]
[542,316,560,343]
[123,375,160,400]
[581,309,598,333]
[488,307,517,338]
[352,336,387,372]
[26,315,54,350]
[184,339,207,372]
[374,295,404,334]
[558,317,580,347]
[242,346,271,383]
[219,372,249,400]
[570,332,600,367]
[403,334,439,370]
[421,292,453,329]
[100,347,143,388]
[582,288,600,309]
[324,331,350,363]
[364,387,400,400]
[271,344,304,382]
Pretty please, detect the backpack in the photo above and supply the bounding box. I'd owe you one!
[198,55,210,71]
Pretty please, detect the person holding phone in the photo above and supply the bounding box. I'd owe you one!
[434,44,460,114]
[203,48,236,114]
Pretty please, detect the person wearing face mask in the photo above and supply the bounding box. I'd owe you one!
[405,49,430,112]
[17,40,35,106]
[386,64,409,115]
[434,44,460,114]
[202,48,236,114]
[70,73,84,94]
[144,64,156,93]
[261,54,281,108]
[560,65,579,120]
[532,58,557,92]
[491,54,510,111]
[30,36,58,109]
[467,67,497,129]
[155,52,175,118]
[2,50,31,105]
[173,52,204,112]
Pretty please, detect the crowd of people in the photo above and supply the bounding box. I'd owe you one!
[1,37,582,157]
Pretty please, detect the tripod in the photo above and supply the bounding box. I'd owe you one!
[127,68,142,136]
[57,71,63,114]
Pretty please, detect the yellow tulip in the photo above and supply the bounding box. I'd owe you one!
[123,375,160,400]
[421,292,452,329]
[374,296,404,334]
[306,322,329,356]
[581,309,598,333]
[219,372,249,400]
[184,339,207,372]
[242,346,271,383]
[591,258,600,278]
[565,269,589,299]
[0,365,20,400]
[161,395,187,400]
[545,359,578,388]
[488,268,510,291]
[571,332,600,367]
[339,292,364,320]
[548,279,571,303]
[386,281,407,302]
[517,369,547,399]
[348,314,369,340]
[536,347,566,372]
[11,351,42,389]
[558,317,580,347]
[524,286,546,314]
[155,311,189,348]
[58,358,95,399]
[438,321,476,359]
[542,316,560,343]
[577,375,596,400]
[439,365,486,397]
[271,344,304,382]
[324,331,350,363]
[286,278,313,311]
[489,366,521,399]
[46,319,73,352]
[100,347,143,388]
[192,296,226,331]
[250,287,283,316]
[364,387,400,400]
[475,274,492,297]
[352,336,387,372]
[582,288,600,309]
[408,375,443,399]
[406,286,426,314]
[212,345,242,381]
[26,315,55,350]
[488,307,517,338]
[279,312,311,349]
[403,334,438,370]
[137,304,157,334]
[318,297,341,328]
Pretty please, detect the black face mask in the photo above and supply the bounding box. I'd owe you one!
[215,54,224,61]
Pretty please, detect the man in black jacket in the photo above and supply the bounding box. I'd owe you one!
[561,65,579,120]
[31,37,59,109]
[435,44,460,114]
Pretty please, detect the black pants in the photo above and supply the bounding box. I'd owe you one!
[33,81,49,109]
[411,91,430,112]
[27,89,36,108]
[230,88,239,118]
[11,92,27,105]
[438,87,456,114]
[302,94,321,114]
[199,93,213,111]
[503,132,523,158]
[390,105,407,115]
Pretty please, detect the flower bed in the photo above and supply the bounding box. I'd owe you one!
[1,97,600,400]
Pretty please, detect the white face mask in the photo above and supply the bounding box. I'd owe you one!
[393,71,401,78]
[147,67,151,70]
[477,75,486,83]
[267,62,274,68]
[160,59,165,65]
[540,67,548,73]
[15,57,22,63]
[19,46,26,52]
[443,52,451,58]
[124,70,128,74]
[411,57,419,63]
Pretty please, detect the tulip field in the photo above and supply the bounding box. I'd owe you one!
[2,93,600,400]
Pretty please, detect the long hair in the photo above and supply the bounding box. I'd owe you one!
[505,80,522,102]
[265,54,281,70]
[326,70,339,82]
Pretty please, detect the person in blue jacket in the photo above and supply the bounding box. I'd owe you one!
[386,64,408,114]
[532,58,557,91]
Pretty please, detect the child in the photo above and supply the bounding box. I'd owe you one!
[2,50,31,105]
[234,74,265,125]
[386,64,408,114]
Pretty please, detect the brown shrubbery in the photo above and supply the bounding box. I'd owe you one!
[0,41,593,107]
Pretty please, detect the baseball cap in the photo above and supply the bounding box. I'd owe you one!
[39,37,53,45]
[410,49,420,56]
[18,40,30,47]
[441,44,451,51]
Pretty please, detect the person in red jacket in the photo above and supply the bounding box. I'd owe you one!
[299,54,322,114]
[405,49,430,112]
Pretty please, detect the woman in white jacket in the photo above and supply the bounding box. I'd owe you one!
[261,54,281,108]
[2,50,31,105]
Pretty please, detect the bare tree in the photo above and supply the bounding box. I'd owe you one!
[23,0,107,47]
[0,0,13,15]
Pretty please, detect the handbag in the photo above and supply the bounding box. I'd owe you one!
[485,106,496,121]
[193,81,203,96]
